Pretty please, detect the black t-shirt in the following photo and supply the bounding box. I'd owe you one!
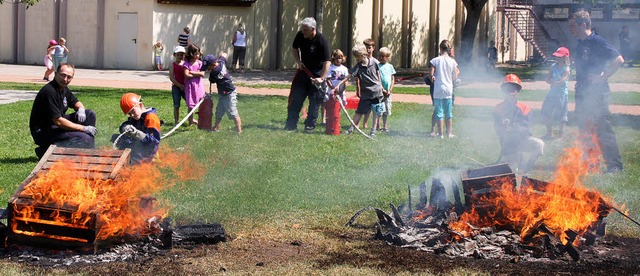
[574,33,620,83]
[29,80,79,133]
[292,31,331,72]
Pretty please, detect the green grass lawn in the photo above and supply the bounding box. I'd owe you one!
[1,83,639,273]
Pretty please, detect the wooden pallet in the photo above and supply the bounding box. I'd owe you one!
[7,145,131,246]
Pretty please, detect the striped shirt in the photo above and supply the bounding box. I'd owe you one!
[178,33,190,47]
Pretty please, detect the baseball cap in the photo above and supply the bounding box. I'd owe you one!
[173,46,186,54]
[552,47,570,58]
[49,39,58,45]
[202,54,216,70]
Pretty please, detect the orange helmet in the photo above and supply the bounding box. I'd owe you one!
[120,93,141,114]
[501,74,522,91]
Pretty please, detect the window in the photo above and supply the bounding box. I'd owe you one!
[544,7,569,19]
[612,7,640,20]
[157,0,256,6]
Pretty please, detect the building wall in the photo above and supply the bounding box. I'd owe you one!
[0,0,504,70]
[0,3,16,63]
[23,1,56,66]
[152,2,254,70]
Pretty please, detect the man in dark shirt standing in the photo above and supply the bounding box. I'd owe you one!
[29,63,97,159]
[285,17,331,132]
[569,10,624,173]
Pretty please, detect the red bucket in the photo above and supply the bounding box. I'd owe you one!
[345,96,359,110]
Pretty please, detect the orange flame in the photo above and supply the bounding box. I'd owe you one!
[451,143,611,244]
[13,145,204,241]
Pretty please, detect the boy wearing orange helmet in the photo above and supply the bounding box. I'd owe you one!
[112,93,162,164]
[493,74,544,173]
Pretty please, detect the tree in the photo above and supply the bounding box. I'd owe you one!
[0,0,40,7]
[458,0,488,67]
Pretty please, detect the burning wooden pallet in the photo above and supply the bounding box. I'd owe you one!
[6,145,131,248]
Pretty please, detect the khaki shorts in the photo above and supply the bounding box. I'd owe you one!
[216,91,239,120]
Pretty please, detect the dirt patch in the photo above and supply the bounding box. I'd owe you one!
[5,227,639,275]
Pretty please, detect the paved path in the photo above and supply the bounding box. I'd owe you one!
[0,64,638,115]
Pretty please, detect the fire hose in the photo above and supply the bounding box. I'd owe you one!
[394,73,424,83]
[299,65,373,140]
[112,97,206,149]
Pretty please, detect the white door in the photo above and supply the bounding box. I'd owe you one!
[117,12,138,69]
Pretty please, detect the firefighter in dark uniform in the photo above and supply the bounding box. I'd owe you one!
[29,63,97,159]
[569,10,625,173]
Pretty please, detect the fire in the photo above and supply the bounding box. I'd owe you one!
[451,144,611,245]
[12,145,204,241]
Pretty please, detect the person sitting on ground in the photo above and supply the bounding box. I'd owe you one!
[493,74,544,173]
[203,53,243,133]
[29,63,97,159]
[112,93,161,164]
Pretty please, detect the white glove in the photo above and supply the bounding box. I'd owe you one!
[121,124,136,134]
[77,108,86,123]
[131,129,146,141]
[83,126,97,136]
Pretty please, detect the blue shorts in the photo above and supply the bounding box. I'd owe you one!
[155,56,162,65]
[171,84,185,108]
[433,98,453,120]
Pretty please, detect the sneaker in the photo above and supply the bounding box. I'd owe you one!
[428,132,437,138]
[438,135,444,139]
[345,127,354,134]
[370,130,376,136]
[447,134,456,138]
[304,126,315,133]
[382,128,389,133]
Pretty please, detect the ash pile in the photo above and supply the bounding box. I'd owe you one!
[0,218,226,267]
[347,164,614,262]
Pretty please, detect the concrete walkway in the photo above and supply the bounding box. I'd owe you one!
[0,64,638,115]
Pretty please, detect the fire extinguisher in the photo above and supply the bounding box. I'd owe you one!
[198,84,214,131]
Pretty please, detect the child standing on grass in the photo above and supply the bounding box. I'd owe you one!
[541,47,571,140]
[203,53,243,133]
[377,47,396,132]
[322,49,349,124]
[153,41,164,71]
[183,44,205,126]
[113,93,161,165]
[343,43,384,136]
[429,40,459,139]
[43,39,57,81]
[169,46,186,126]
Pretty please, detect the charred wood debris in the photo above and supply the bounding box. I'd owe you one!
[0,216,226,267]
[346,165,615,262]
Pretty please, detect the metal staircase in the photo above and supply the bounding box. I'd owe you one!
[497,0,554,60]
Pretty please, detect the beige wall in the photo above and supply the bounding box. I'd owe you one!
[23,1,55,66]
[1,0,508,70]
[102,0,153,69]
[66,0,99,68]
[411,0,431,69]
[0,3,16,63]
[152,3,254,69]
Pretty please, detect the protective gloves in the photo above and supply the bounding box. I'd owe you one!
[83,126,97,136]
[77,108,86,123]
[122,125,146,141]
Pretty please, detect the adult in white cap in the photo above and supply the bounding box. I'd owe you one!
[285,17,331,132]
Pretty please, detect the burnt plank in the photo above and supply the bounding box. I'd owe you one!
[47,155,121,165]
[42,162,114,173]
[109,148,131,179]
[52,147,126,157]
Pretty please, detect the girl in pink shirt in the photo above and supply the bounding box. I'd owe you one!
[182,44,205,125]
